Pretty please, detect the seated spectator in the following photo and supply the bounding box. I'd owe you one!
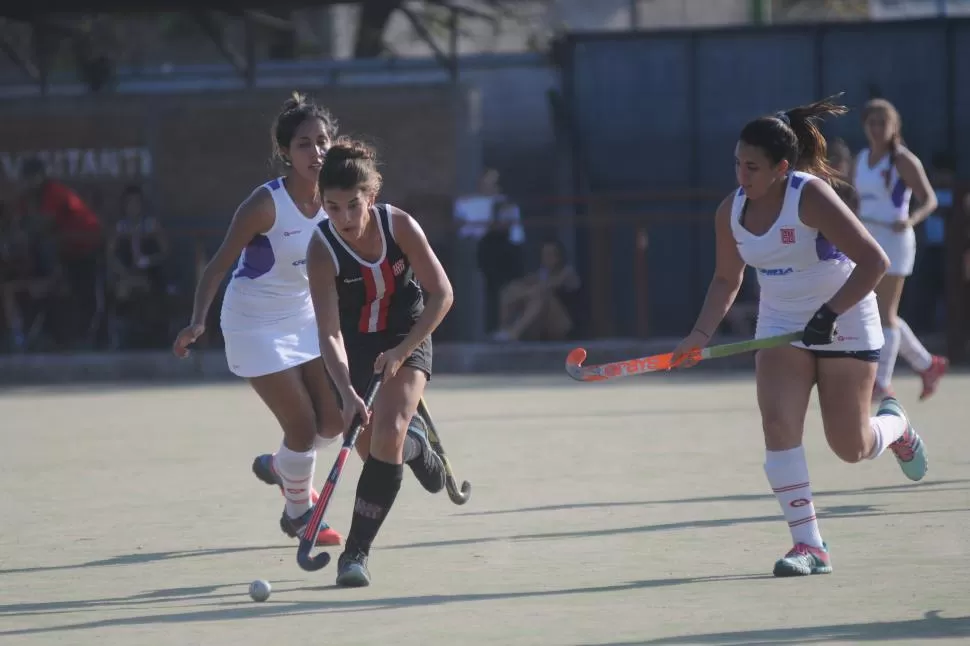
[492,239,581,342]
[19,158,103,347]
[106,184,172,348]
[0,201,61,351]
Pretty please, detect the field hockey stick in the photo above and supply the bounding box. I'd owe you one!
[296,373,383,572]
[565,332,802,382]
[417,397,471,506]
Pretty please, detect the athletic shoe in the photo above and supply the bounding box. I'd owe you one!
[773,542,832,577]
[335,547,371,587]
[252,454,342,546]
[405,416,446,494]
[918,355,948,401]
[878,397,928,482]
[279,506,341,546]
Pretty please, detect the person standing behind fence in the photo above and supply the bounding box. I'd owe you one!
[0,200,60,350]
[107,184,172,348]
[477,199,525,334]
[19,158,103,348]
[850,99,947,402]
[172,92,344,547]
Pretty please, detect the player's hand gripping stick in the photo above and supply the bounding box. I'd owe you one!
[296,373,383,572]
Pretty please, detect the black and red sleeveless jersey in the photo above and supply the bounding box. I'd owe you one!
[316,203,424,336]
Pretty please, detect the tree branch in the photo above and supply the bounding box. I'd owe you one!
[398,2,454,75]
[0,18,39,80]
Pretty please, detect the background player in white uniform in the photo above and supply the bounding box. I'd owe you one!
[851,98,948,401]
[672,96,928,578]
[172,93,343,546]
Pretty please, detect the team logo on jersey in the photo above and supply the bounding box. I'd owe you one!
[758,267,793,276]
[780,227,796,245]
[392,259,406,276]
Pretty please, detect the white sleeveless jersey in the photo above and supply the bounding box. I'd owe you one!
[854,148,911,225]
[221,178,327,334]
[731,171,882,351]
[731,171,855,313]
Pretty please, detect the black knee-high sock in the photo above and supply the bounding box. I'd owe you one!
[347,456,403,555]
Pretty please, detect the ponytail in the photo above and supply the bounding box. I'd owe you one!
[780,93,849,182]
[739,93,849,185]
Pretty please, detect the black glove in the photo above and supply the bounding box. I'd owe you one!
[802,303,838,346]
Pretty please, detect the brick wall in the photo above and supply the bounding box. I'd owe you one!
[0,84,476,245]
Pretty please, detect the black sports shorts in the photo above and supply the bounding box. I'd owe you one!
[345,331,433,397]
[808,348,880,362]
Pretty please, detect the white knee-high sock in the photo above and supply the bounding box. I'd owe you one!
[274,444,316,519]
[876,326,900,390]
[314,434,340,450]
[896,318,932,372]
[764,446,824,549]
[866,413,909,460]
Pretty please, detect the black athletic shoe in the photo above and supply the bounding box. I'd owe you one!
[406,416,446,494]
[336,547,371,587]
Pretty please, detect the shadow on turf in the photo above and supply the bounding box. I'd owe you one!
[454,478,970,518]
[3,501,963,580]
[432,406,754,424]
[0,573,774,636]
[578,611,970,644]
[0,580,301,618]
[4,577,967,640]
[0,545,287,576]
[380,504,969,551]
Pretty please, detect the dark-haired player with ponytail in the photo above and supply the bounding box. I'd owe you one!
[672,96,928,578]
[307,137,451,587]
[173,92,344,547]
[850,98,948,402]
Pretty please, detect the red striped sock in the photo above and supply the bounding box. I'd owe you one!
[274,445,317,519]
[764,446,824,548]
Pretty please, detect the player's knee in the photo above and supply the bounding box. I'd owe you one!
[318,417,343,440]
[372,414,409,444]
[826,435,867,464]
[366,412,408,460]
[281,417,317,452]
[387,412,413,441]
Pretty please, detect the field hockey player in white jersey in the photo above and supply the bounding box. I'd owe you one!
[850,98,948,402]
[172,92,344,547]
[672,95,928,578]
